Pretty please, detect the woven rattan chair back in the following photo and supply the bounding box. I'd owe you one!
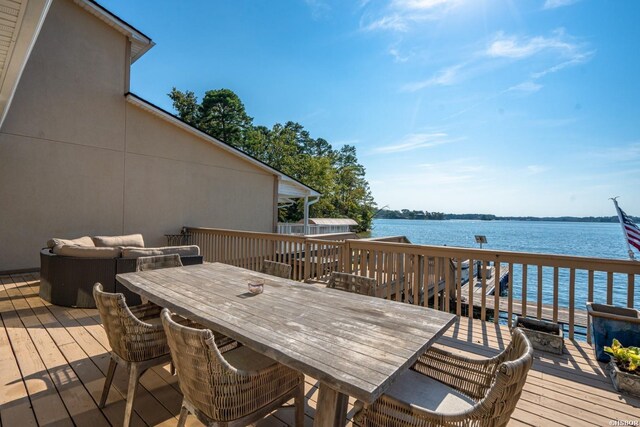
[260,260,292,279]
[358,327,534,427]
[474,327,534,423]
[93,283,172,427]
[136,254,183,272]
[328,272,377,297]
[93,283,169,362]
[160,309,304,425]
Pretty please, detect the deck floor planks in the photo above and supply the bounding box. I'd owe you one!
[437,316,640,425]
[0,314,38,426]
[2,274,111,427]
[19,274,170,427]
[0,275,75,426]
[1,273,639,427]
[15,273,149,427]
[29,282,180,427]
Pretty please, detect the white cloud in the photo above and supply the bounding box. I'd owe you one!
[402,64,462,91]
[391,0,458,10]
[361,0,460,32]
[531,50,595,78]
[543,0,580,10]
[508,81,543,93]
[389,47,410,62]
[362,14,408,32]
[486,31,576,59]
[373,132,452,153]
[588,142,640,163]
[304,0,330,19]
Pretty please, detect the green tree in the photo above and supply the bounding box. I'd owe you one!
[168,88,376,231]
[169,88,253,148]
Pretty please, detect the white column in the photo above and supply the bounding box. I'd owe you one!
[303,196,309,235]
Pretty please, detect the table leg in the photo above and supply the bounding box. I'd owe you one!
[313,383,349,427]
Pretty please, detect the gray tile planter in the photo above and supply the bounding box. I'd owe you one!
[514,316,564,355]
[607,360,640,398]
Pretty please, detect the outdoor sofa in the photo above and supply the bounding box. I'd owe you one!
[40,233,202,308]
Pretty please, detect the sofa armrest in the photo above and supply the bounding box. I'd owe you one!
[39,249,117,308]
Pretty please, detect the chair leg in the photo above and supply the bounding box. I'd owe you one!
[123,363,142,427]
[170,361,176,376]
[99,357,117,408]
[294,380,305,427]
[177,404,189,427]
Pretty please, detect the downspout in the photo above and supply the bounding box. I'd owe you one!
[303,196,320,235]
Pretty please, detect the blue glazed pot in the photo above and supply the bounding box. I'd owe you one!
[587,303,640,362]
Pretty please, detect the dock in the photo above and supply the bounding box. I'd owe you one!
[459,264,588,328]
[460,263,510,299]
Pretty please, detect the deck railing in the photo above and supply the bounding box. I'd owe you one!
[186,227,640,342]
[277,223,353,235]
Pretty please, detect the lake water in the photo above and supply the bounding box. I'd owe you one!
[370,219,640,311]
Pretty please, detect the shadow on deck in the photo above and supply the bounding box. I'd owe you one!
[1,272,638,426]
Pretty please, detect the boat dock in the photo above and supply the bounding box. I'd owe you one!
[458,263,588,328]
[460,263,510,299]
[461,296,589,328]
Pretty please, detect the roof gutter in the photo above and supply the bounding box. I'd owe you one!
[0,0,53,128]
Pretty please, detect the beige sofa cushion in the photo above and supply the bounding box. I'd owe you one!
[52,245,121,258]
[47,236,95,248]
[93,234,145,248]
[121,245,200,259]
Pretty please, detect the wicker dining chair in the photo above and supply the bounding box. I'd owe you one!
[135,254,183,305]
[160,308,305,427]
[328,272,378,297]
[136,253,183,271]
[93,282,173,427]
[353,328,534,427]
[136,253,239,353]
[260,259,292,279]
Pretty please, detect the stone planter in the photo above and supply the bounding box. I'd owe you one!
[587,303,640,362]
[514,316,564,355]
[607,360,640,398]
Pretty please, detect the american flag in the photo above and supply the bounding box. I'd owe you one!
[613,198,640,259]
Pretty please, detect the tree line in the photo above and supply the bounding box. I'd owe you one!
[169,88,375,232]
[374,209,639,223]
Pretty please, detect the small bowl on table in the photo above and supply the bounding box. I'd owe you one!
[248,281,264,294]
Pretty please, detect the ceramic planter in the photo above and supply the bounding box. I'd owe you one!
[587,303,640,362]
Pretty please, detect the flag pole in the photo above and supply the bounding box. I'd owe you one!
[611,197,635,260]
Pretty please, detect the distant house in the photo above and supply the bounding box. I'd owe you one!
[0,0,319,271]
[278,218,358,235]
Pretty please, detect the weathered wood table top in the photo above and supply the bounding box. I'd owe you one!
[117,262,456,425]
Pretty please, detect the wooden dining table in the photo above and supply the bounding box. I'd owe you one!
[116,262,456,427]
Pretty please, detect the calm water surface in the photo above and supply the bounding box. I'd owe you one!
[371,219,639,311]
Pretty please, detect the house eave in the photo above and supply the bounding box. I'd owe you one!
[73,0,153,63]
[0,0,53,128]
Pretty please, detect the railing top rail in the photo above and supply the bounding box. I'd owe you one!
[305,238,347,245]
[347,239,640,274]
[359,235,411,243]
[304,232,356,240]
[186,226,307,243]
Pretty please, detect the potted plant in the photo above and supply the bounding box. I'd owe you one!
[586,302,640,362]
[514,316,564,354]
[604,339,640,397]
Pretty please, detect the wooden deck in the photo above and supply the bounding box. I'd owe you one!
[1,272,639,427]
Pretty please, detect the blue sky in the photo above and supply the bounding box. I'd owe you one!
[101,0,640,217]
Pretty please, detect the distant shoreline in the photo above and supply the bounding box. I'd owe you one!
[374,210,640,223]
